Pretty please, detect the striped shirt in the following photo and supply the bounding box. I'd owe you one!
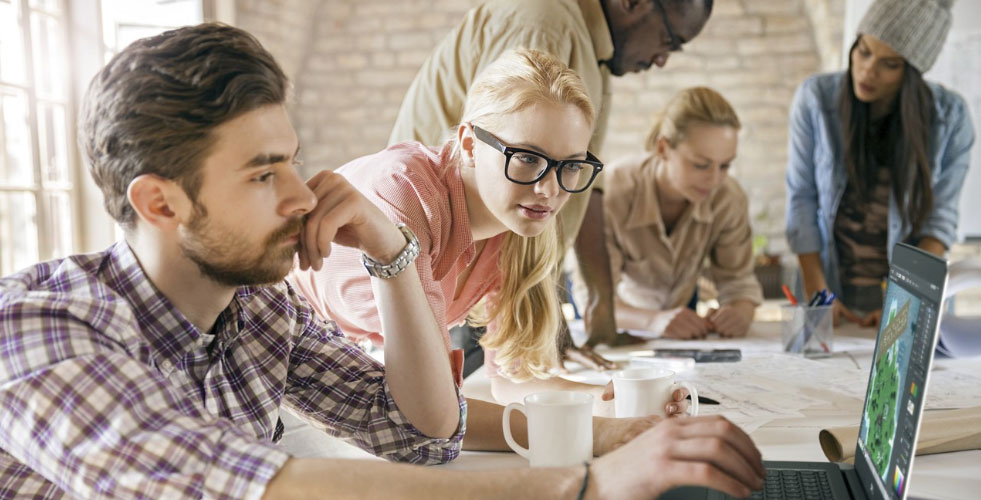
[834,137,892,312]
[0,242,465,499]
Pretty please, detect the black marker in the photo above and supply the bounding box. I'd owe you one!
[696,395,720,405]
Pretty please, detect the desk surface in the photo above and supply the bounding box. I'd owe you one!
[450,321,981,500]
[277,321,981,499]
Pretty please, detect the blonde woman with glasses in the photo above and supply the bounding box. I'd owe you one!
[289,49,688,446]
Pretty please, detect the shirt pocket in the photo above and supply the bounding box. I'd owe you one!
[622,252,667,289]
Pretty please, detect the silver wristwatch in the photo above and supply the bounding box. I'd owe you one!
[361,223,420,279]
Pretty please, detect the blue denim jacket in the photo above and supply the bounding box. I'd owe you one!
[785,72,974,296]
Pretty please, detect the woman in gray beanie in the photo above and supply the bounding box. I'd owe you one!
[785,0,974,328]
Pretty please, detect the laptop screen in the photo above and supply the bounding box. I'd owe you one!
[854,244,947,500]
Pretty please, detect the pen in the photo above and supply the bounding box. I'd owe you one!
[807,290,825,307]
[797,289,827,353]
[818,291,833,351]
[811,290,832,352]
[782,285,798,306]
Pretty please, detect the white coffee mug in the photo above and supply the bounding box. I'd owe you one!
[612,367,699,418]
[502,391,593,467]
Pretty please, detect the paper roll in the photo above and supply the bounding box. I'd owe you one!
[819,406,981,463]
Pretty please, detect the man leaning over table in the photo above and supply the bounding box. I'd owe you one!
[389,0,715,376]
[0,23,765,499]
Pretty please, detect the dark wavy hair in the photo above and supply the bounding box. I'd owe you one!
[80,23,289,227]
[839,36,935,236]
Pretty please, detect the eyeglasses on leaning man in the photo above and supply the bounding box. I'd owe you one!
[472,125,603,193]
[653,0,684,52]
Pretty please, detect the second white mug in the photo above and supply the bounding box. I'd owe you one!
[612,367,699,419]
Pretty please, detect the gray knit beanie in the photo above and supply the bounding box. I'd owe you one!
[857,0,954,73]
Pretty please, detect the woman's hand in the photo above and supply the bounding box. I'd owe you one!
[651,307,711,339]
[664,387,691,417]
[833,301,863,327]
[859,308,883,329]
[562,344,620,372]
[707,301,755,337]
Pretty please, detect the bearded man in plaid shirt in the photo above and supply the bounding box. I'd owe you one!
[0,22,469,499]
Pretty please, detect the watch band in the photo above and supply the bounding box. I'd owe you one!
[361,223,420,279]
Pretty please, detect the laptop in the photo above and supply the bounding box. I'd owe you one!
[660,243,948,500]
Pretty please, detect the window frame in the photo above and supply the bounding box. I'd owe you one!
[0,0,78,275]
[0,0,233,274]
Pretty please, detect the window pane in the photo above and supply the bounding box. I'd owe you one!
[0,1,27,85]
[29,0,61,15]
[1,88,36,186]
[30,11,67,100]
[0,191,39,275]
[37,101,68,184]
[101,0,202,53]
[44,190,72,258]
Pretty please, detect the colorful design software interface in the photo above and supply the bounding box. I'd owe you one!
[858,268,937,500]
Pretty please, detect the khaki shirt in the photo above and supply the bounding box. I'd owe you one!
[389,0,613,247]
[604,153,763,311]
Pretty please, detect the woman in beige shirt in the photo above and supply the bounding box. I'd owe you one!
[604,87,763,339]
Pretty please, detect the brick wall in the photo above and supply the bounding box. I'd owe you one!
[803,0,846,71]
[236,0,845,259]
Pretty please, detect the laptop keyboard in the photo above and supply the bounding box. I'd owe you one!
[747,469,836,500]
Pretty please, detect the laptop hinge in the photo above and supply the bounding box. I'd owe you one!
[841,464,869,500]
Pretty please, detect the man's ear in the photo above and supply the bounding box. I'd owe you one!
[126,175,193,231]
[456,123,476,167]
[619,0,642,13]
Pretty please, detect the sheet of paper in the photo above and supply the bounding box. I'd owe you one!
[571,320,876,358]
[565,319,979,424]
[924,369,981,409]
[698,406,778,435]
[937,314,981,358]
[680,355,868,431]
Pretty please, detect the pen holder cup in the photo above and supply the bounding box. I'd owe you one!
[781,305,833,358]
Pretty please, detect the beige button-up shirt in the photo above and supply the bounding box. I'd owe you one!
[388,0,613,248]
[604,153,763,311]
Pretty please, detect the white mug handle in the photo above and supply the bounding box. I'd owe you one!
[503,402,530,459]
[676,382,699,416]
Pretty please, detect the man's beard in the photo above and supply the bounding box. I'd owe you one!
[605,52,627,77]
[179,205,303,287]
[606,29,629,76]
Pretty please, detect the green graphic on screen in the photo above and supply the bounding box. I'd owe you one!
[859,286,919,483]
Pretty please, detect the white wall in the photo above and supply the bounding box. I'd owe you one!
[931,2,981,240]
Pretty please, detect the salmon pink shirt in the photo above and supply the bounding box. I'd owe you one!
[290,142,505,385]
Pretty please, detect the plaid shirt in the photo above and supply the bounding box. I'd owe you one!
[0,242,465,499]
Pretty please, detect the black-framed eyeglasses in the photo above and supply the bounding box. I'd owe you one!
[472,125,603,194]
[653,0,683,52]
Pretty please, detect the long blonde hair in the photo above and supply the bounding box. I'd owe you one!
[645,86,740,151]
[460,48,594,381]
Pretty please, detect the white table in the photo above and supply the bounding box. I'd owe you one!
[448,321,981,500]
